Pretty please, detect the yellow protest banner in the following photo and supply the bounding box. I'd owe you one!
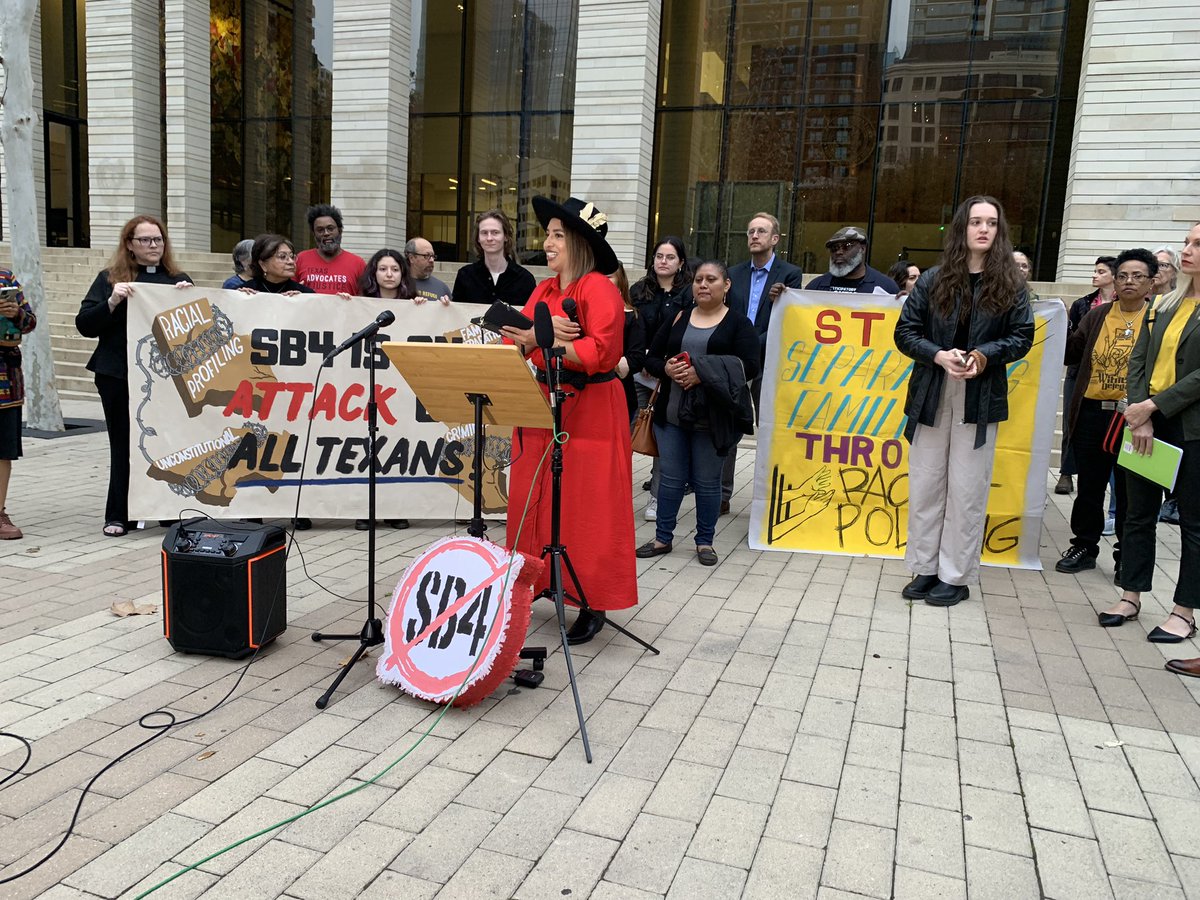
[750,291,1066,569]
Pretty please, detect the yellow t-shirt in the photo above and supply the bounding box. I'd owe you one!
[1085,302,1145,401]
[1150,297,1200,394]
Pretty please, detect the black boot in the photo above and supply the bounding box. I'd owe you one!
[565,609,606,645]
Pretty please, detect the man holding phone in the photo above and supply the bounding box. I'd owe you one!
[0,271,36,539]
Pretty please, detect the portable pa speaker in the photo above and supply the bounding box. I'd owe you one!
[162,518,288,659]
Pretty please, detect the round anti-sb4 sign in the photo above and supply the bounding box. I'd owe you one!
[377,536,541,707]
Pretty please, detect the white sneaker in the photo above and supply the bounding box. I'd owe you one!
[1102,514,1116,536]
[644,500,657,521]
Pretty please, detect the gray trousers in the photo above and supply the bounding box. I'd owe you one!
[905,377,998,587]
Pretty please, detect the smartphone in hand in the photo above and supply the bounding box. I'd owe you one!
[671,351,692,368]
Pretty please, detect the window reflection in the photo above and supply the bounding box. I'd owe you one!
[653,0,1075,273]
[210,0,333,253]
[409,0,578,262]
[650,110,723,260]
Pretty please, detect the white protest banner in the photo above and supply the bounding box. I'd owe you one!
[750,291,1067,569]
[125,286,511,520]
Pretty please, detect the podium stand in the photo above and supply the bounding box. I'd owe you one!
[383,340,613,755]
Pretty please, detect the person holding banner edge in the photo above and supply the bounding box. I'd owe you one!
[894,195,1034,606]
[1112,223,1200,658]
[499,196,637,644]
[76,215,193,537]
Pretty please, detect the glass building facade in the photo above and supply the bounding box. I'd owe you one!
[407,0,578,264]
[33,0,1085,277]
[651,0,1086,278]
[209,0,334,253]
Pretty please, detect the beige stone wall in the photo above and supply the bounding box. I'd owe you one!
[164,0,211,250]
[330,0,410,248]
[85,0,164,246]
[1058,0,1200,280]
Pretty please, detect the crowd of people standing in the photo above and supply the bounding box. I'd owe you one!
[1,194,1192,669]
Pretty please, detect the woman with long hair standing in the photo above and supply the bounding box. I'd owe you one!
[499,197,637,645]
[894,196,1034,606]
[76,215,192,536]
[1114,224,1200,662]
[630,236,692,520]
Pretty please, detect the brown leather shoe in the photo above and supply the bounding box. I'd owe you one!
[1165,657,1200,678]
[0,508,21,540]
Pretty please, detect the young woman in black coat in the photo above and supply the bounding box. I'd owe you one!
[894,196,1034,606]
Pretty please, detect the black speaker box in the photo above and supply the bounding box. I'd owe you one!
[162,518,287,659]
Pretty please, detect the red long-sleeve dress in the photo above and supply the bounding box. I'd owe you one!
[506,271,638,611]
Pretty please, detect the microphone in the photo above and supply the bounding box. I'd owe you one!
[533,301,555,351]
[562,298,583,335]
[326,310,395,360]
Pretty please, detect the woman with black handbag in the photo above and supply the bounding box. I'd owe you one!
[1055,249,1156,588]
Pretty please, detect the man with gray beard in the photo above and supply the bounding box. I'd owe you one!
[806,226,899,295]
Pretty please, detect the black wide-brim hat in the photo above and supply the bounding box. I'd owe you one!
[532,196,619,276]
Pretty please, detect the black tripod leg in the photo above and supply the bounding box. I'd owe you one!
[551,577,593,764]
[560,550,660,655]
[315,639,371,709]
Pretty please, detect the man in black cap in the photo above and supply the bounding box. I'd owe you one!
[807,226,899,295]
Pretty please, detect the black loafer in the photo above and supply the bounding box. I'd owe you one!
[636,540,672,558]
[355,519,370,530]
[696,546,718,566]
[292,517,312,531]
[566,609,605,645]
[387,519,410,529]
[925,582,969,607]
[902,574,940,600]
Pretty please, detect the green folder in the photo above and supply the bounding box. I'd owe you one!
[1117,427,1182,491]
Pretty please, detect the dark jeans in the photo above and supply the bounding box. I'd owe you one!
[96,373,130,525]
[1120,414,1199,605]
[654,421,723,547]
[1068,401,1125,559]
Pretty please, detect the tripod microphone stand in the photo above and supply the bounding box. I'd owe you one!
[312,315,393,709]
[539,343,660,763]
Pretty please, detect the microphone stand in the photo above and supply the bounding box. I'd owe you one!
[538,342,659,764]
[539,344,593,760]
[311,333,385,709]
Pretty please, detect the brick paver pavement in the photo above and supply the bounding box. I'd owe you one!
[2,397,1199,899]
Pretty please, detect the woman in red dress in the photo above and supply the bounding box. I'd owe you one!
[500,196,637,644]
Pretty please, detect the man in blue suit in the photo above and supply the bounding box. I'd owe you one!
[722,212,805,512]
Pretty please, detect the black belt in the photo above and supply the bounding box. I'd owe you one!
[1081,398,1123,411]
[535,368,617,388]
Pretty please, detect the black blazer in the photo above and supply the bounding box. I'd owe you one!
[1129,299,1200,441]
[727,255,805,353]
[76,266,192,379]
